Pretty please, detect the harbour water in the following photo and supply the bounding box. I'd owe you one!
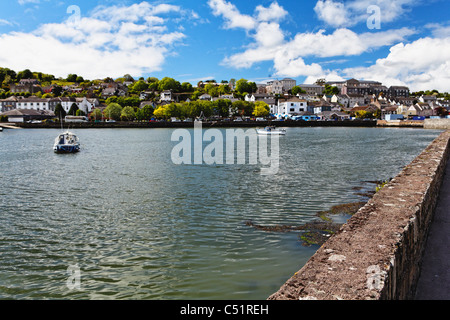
[0,127,443,299]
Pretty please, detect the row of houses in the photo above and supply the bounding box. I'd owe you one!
[0,96,99,114]
[8,78,130,99]
[253,78,411,98]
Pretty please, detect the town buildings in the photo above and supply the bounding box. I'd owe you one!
[1,76,449,122]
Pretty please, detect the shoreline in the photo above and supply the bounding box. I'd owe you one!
[5,120,379,129]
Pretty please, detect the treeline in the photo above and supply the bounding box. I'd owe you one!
[0,67,264,102]
[96,100,270,122]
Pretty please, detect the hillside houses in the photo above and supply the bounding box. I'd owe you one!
[0,96,99,114]
[1,73,449,122]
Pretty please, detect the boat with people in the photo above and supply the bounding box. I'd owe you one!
[53,131,80,153]
[256,126,286,135]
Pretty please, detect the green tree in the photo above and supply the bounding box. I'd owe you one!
[135,109,144,121]
[121,106,136,121]
[104,103,123,120]
[253,101,270,117]
[68,103,79,116]
[76,109,86,117]
[323,84,340,95]
[181,82,194,92]
[213,99,232,117]
[52,85,63,97]
[153,105,168,119]
[123,74,135,82]
[54,103,66,120]
[232,100,254,116]
[66,74,78,82]
[205,84,220,97]
[131,80,149,93]
[17,69,33,80]
[235,79,256,94]
[158,77,181,92]
[291,86,306,95]
[141,104,154,120]
[90,108,103,121]
[355,110,372,119]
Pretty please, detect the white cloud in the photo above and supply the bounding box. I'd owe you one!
[18,0,40,5]
[208,0,288,31]
[426,23,450,38]
[344,37,450,91]
[0,2,195,79]
[208,0,256,30]
[223,26,415,78]
[314,0,350,28]
[0,19,12,26]
[210,0,415,81]
[314,0,417,28]
[255,2,288,22]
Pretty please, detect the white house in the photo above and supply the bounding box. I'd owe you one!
[199,93,212,101]
[160,90,173,102]
[15,97,57,112]
[76,97,99,114]
[276,98,308,115]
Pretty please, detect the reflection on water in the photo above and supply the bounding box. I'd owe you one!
[0,127,443,299]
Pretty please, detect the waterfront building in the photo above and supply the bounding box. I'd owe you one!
[280,78,297,92]
[15,97,58,112]
[266,80,283,95]
[388,86,410,98]
[0,96,21,112]
[0,108,54,123]
[298,84,324,96]
[275,97,308,115]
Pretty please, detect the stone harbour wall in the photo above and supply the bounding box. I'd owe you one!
[424,119,450,130]
[268,130,450,300]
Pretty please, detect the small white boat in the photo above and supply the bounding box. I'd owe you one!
[53,131,80,153]
[256,126,286,135]
[0,127,3,132]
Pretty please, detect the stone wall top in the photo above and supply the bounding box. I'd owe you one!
[268,130,450,300]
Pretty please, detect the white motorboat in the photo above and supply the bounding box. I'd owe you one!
[0,127,3,132]
[53,131,80,153]
[256,126,286,135]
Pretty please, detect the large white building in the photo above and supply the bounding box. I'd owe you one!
[15,97,57,112]
[275,98,308,115]
[8,96,98,114]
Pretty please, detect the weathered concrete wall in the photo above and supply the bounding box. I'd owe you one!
[269,130,450,300]
[424,119,450,130]
[377,120,424,127]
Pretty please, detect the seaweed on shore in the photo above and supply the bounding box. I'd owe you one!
[245,180,389,246]
[316,201,367,222]
[245,220,341,247]
[245,201,368,246]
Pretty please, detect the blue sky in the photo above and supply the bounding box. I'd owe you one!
[1,0,450,91]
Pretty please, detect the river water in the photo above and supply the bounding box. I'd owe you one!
[0,127,443,299]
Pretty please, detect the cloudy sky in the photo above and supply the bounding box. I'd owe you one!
[0,0,449,91]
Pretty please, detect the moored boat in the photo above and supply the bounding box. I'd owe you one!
[53,131,80,153]
[256,126,286,135]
